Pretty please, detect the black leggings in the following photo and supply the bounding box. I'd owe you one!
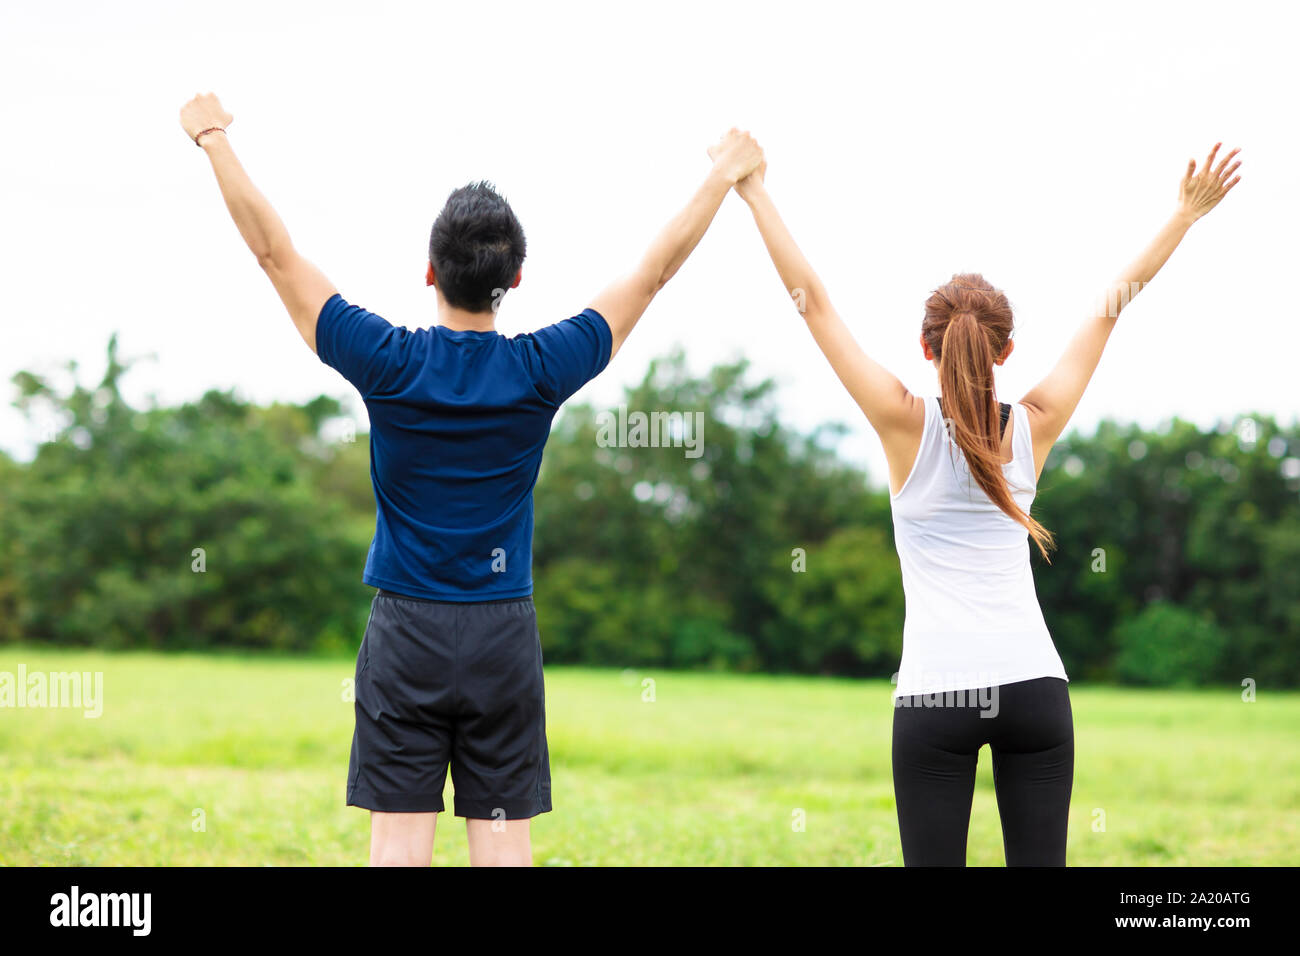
[891,676,1074,866]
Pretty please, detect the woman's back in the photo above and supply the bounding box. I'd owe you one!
[735,140,1238,865]
[889,396,1068,698]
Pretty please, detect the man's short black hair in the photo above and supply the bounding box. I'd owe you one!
[428,181,526,313]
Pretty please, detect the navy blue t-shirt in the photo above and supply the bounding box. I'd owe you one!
[316,293,612,601]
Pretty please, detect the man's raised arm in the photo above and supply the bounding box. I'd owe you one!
[180,92,337,353]
[589,129,762,361]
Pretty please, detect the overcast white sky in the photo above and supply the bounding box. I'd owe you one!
[2,0,1294,487]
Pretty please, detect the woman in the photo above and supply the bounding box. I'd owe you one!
[731,142,1240,865]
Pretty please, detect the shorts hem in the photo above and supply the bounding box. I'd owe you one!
[347,787,446,813]
[452,796,552,820]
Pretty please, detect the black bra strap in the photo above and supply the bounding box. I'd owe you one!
[937,397,1012,438]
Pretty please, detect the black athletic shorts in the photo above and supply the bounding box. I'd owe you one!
[347,589,551,819]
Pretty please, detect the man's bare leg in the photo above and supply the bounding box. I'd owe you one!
[369,811,437,866]
[466,819,532,867]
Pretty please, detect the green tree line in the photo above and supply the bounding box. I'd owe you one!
[2,339,1296,686]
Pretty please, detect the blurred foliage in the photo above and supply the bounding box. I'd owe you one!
[2,339,1298,685]
[1032,412,1300,686]
[0,336,373,653]
[1113,601,1228,686]
[532,348,892,674]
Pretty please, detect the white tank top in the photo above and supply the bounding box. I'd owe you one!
[889,396,1068,698]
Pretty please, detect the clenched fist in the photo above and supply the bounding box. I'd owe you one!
[707,128,763,186]
[180,92,234,145]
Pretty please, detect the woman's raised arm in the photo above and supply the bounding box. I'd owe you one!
[1020,143,1242,476]
[737,164,924,485]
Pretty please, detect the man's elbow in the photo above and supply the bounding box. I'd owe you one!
[636,262,669,299]
[255,241,298,271]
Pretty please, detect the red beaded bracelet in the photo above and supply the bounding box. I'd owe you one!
[194,127,226,146]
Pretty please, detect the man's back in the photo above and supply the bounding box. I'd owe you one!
[217,136,764,864]
[316,292,611,601]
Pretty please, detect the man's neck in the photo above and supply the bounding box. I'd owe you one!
[437,305,497,332]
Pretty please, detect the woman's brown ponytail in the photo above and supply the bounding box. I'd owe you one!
[923,274,1055,560]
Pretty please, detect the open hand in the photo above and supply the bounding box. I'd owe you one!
[707,128,763,186]
[1178,142,1241,222]
[180,92,234,144]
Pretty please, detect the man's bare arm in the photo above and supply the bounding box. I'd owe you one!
[182,93,337,352]
[590,129,763,361]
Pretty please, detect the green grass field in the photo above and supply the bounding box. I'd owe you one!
[1,647,1296,866]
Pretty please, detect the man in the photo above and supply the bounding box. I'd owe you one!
[180,92,761,866]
